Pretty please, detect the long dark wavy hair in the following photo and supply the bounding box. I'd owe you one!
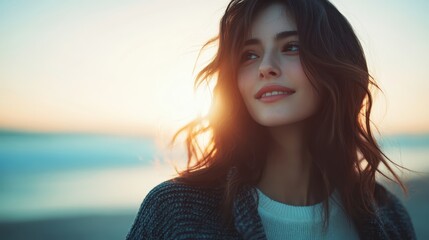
[173,0,405,226]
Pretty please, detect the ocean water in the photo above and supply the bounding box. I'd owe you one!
[0,130,155,174]
[0,130,428,221]
[0,130,172,221]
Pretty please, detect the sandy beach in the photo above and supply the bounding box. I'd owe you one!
[0,214,136,240]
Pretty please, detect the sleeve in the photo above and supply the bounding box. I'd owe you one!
[125,181,178,240]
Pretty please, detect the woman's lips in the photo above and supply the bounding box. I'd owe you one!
[254,85,296,103]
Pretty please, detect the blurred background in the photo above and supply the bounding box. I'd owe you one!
[0,0,428,239]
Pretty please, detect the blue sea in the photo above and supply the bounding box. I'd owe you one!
[0,129,428,221]
[0,130,171,221]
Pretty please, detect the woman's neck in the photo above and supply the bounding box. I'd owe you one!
[257,123,322,206]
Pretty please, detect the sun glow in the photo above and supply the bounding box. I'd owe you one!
[0,0,428,135]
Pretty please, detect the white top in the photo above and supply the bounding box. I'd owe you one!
[256,189,360,240]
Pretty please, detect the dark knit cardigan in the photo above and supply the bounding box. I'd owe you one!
[126,179,416,240]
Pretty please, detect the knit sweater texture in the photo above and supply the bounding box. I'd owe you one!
[126,179,416,240]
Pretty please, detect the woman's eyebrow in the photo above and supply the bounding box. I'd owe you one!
[276,30,298,40]
[243,30,298,47]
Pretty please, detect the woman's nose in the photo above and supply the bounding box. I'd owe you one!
[259,54,281,80]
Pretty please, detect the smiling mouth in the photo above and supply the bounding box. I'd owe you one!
[261,91,290,98]
[255,85,296,99]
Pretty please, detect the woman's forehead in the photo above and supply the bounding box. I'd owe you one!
[249,4,297,38]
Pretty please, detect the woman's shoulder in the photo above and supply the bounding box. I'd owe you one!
[126,179,230,239]
[143,178,223,206]
[133,178,225,224]
[372,183,416,239]
[374,183,409,212]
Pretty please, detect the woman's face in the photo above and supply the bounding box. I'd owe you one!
[237,3,319,127]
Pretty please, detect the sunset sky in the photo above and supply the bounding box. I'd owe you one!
[1,0,428,136]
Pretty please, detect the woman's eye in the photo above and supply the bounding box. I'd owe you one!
[240,51,259,63]
[282,42,300,54]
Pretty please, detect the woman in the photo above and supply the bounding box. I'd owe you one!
[127,0,416,239]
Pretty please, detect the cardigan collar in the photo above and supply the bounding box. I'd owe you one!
[232,185,267,240]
